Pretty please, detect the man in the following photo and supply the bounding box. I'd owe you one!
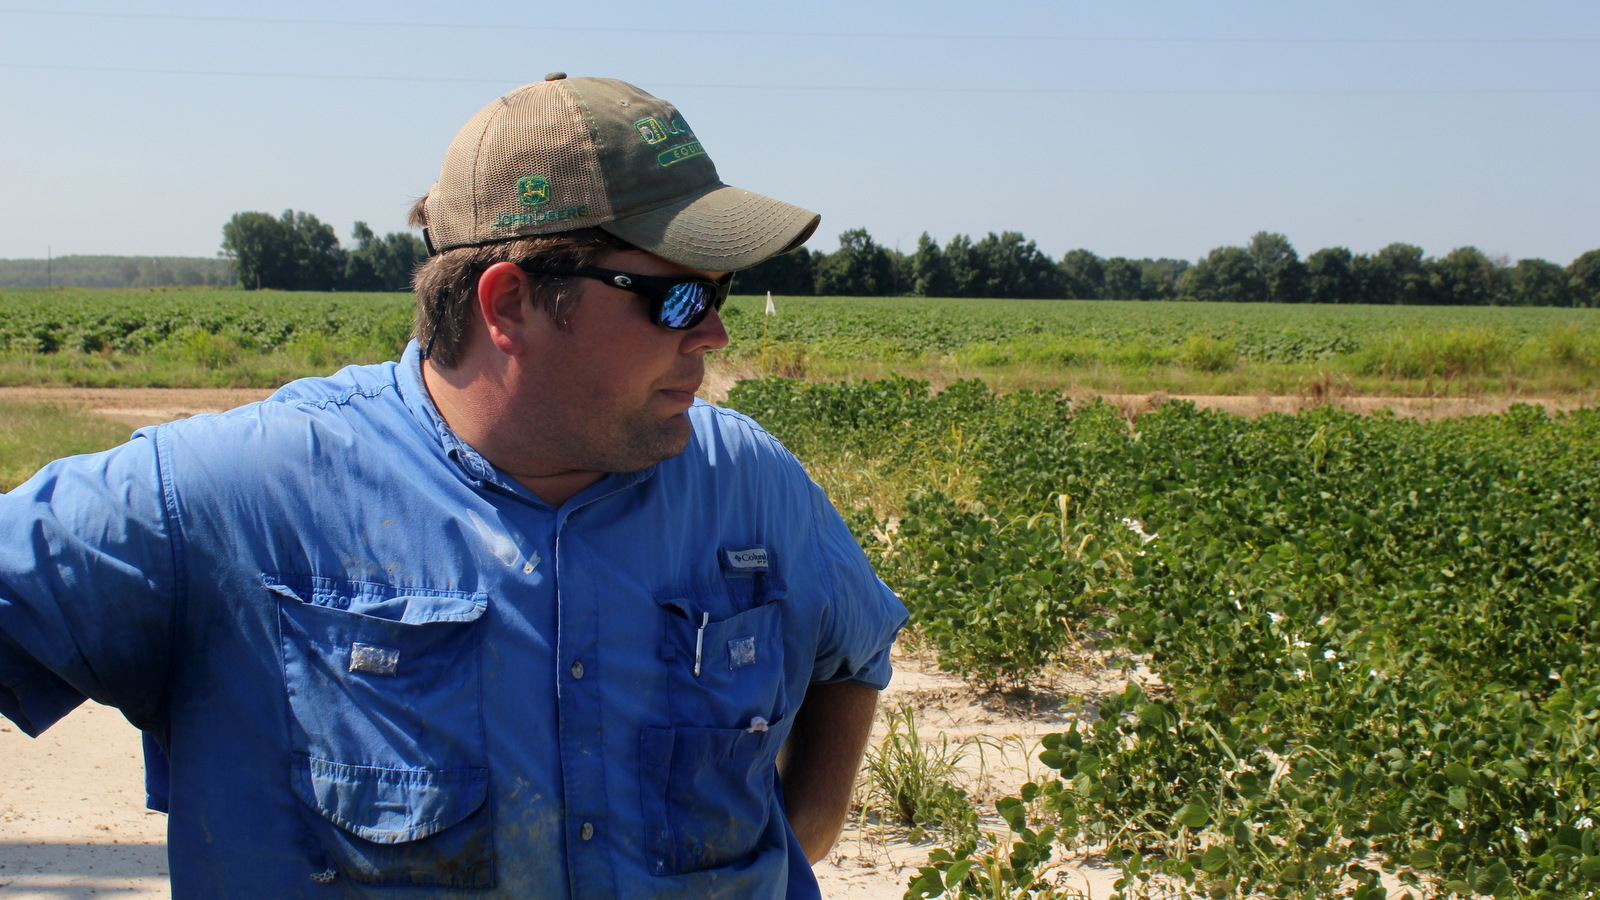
[0,74,907,898]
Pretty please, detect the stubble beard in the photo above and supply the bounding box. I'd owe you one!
[564,406,694,474]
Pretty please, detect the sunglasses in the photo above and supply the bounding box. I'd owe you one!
[518,264,733,331]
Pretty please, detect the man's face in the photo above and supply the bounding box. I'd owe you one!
[511,248,730,474]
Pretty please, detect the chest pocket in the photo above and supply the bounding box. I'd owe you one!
[268,574,493,889]
[642,575,793,876]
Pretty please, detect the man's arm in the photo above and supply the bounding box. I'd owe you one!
[777,680,879,864]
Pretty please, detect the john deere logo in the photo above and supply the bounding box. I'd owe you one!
[635,116,692,146]
[634,117,669,145]
[517,175,551,207]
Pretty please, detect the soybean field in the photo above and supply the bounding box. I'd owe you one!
[3,289,1599,396]
[729,377,1600,900]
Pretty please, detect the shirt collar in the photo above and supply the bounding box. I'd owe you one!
[395,340,657,509]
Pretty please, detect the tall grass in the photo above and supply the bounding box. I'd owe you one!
[1354,328,1512,380]
[0,401,134,491]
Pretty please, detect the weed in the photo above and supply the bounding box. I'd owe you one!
[1355,327,1511,380]
[1177,334,1236,373]
[861,703,978,843]
[174,328,243,370]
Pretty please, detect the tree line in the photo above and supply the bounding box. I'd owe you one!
[221,210,425,292]
[195,212,1600,307]
[735,228,1600,307]
[0,256,237,289]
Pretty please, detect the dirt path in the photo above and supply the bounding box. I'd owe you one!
[4,383,1591,429]
[0,704,168,897]
[0,387,276,430]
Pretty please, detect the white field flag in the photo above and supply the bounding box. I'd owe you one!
[765,291,776,316]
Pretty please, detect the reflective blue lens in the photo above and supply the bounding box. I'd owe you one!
[659,283,712,329]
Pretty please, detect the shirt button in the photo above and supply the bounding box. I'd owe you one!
[580,822,595,841]
[570,660,584,679]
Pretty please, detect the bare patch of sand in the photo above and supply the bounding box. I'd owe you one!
[3,381,1587,430]
[0,387,275,431]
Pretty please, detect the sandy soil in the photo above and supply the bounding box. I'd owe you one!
[2,382,1589,432]
[0,387,276,431]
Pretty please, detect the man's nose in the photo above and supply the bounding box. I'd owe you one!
[684,306,730,353]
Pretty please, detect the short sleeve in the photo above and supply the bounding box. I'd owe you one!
[806,482,908,690]
[0,433,178,737]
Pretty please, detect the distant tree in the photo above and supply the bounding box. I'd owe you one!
[814,228,894,296]
[345,222,426,292]
[289,211,345,291]
[222,209,346,290]
[1247,232,1308,303]
[1305,247,1358,304]
[1429,246,1504,306]
[944,234,981,297]
[1102,257,1143,300]
[909,233,952,297]
[1364,242,1433,305]
[971,231,1060,298]
[1057,249,1104,299]
[1139,258,1188,299]
[1504,258,1568,307]
[1568,250,1600,308]
[222,211,294,290]
[1180,246,1267,302]
[344,222,381,291]
[736,247,814,296]
[886,245,910,296]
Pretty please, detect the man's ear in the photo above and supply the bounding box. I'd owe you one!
[476,262,532,355]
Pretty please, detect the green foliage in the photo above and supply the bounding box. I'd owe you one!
[1569,249,1600,308]
[1305,247,1358,305]
[1354,328,1512,380]
[814,228,899,296]
[222,209,345,290]
[1178,334,1237,373]
[0,288,413,387]
[6,289,1600,393]
[1181,247,1267,303]
[730,376,1600,899]
[720,295,1600,375]
[736,246,816,296]
[344,222,426,292]
[1247,232,1308,304]
[220,210,420,291]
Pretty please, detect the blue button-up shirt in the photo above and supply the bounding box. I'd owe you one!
[0,342,907,899]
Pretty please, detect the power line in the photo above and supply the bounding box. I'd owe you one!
[1,7,1597,44]
[3,62,1596,95]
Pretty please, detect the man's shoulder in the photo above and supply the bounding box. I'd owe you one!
[684,401,798,467]
[155,360,415,456]
[262,359,405,411]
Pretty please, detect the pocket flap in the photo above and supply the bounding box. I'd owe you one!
[294,755,488,844]
[265,574,487,624]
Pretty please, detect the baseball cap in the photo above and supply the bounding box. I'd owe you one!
[421,72,820,272]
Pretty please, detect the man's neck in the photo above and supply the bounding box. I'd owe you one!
[421,357,603,507]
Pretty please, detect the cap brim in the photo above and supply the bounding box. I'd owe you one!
[600,183,820,272]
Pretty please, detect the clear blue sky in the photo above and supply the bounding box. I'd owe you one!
[2,1,1597,265]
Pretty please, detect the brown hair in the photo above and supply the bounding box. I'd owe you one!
[407,196,632,368]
